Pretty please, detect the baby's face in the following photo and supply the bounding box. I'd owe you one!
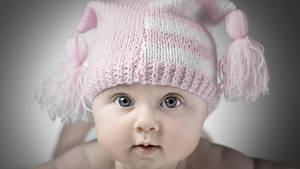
[92,83,208,169]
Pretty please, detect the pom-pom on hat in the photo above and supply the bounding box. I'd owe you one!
[35,0,270,123]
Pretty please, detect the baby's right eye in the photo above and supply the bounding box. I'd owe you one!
[113,95,132,107]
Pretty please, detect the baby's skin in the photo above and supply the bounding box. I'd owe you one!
[34,83,298,169]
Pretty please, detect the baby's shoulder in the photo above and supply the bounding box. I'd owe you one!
[185,137,254,169]
[83,139,114,169]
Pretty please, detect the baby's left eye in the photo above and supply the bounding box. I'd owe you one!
[161,96,182,108]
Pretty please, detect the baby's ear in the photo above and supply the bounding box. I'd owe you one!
[76,1,101,33]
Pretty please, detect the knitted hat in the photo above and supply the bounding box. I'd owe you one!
[34,0,270,123]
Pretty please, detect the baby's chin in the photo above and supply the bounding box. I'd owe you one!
[114,158,181,169]
[116,148,192,169]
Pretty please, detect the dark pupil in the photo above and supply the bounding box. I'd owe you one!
[119,96,130,107]
[165,97,177,108]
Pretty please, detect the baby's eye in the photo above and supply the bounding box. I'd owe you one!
[161,96,182,109]
[114,95,132,107]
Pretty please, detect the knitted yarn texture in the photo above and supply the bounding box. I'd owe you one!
[34,0,270,123]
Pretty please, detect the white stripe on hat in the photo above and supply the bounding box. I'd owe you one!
[149,0,186,7]
[145,16,213,52]
[140,41,215,80]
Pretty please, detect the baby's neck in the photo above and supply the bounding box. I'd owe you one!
[113,160,184,169]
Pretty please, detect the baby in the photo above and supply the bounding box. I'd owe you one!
[33,83,297,169]
[33,0,298,168]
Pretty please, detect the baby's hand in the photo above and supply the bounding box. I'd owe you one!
[189,137,299,169]
[32,139,112,169]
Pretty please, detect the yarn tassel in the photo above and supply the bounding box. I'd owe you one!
[218,9,270,101]
[34,34,92,123]
[197,0,236,25]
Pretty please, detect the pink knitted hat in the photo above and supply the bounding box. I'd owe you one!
[35,0,270,123]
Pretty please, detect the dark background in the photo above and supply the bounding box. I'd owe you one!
[0,0,299,169]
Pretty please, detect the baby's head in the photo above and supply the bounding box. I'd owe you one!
[35,0,270,167]
[92,82,207,168]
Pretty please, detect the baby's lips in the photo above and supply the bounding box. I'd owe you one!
[132,144,162,156]
[133,144,161,148]
[134,141,160,147]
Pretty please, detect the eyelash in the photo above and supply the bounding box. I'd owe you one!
[112,93,183,109]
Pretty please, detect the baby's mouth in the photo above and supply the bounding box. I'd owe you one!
[133,144,161,149]
[132,144,161,156]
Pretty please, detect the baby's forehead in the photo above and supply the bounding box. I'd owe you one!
[102,83,185,94]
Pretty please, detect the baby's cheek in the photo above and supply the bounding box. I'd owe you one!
[94,116,132,160]
[164,120,202,160]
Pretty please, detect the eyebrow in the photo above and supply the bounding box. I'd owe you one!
[101,85,132,95]
[108,85,133,91]
[106,84,185,95]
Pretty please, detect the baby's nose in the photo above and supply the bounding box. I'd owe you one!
[133,105,159,132]
[134,120,159,133]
